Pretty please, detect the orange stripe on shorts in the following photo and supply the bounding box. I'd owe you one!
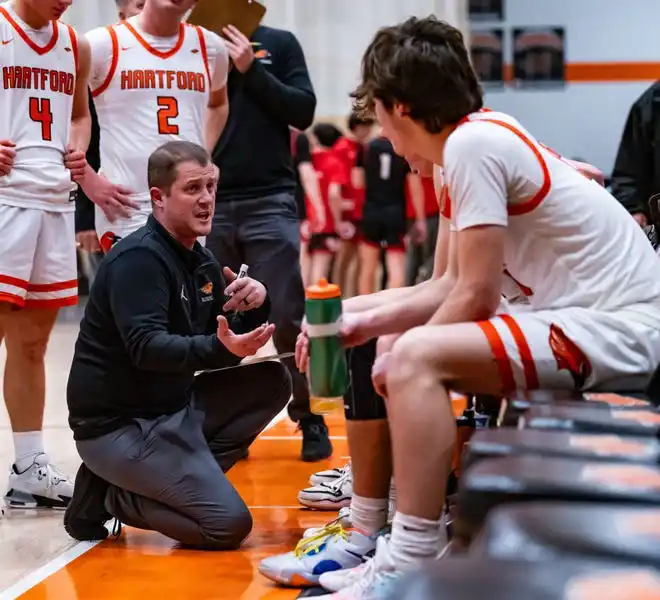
[476,320,516,392]
[499,314,540,389]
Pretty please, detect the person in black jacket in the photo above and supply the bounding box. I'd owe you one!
[206,24,332,462]
[611,81,660,227]
[64,141,291,549]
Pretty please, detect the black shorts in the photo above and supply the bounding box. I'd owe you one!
[309,233,340,254]
[361,206,406,251]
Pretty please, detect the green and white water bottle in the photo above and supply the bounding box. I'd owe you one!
[305,278,349,415]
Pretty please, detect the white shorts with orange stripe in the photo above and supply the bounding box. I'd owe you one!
[0,204,77,309]
[477,306,660,393]
[95,205,150,253]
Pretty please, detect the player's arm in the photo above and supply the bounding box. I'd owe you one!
[69,36,92,152]
[204,31,230,152]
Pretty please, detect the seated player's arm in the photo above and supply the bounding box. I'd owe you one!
[108,248,241,372]
[69,36,92,152]
[204,30,230,152]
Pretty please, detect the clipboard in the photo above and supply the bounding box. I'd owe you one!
[196,352,295,375]
[187,0,266,39]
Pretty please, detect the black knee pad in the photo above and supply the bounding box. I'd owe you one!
[344,339,387,420]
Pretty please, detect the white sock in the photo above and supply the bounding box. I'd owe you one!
[350,494,389,537]
[388,480,396,520]
[390,511,442,572]
[13,431,45,472]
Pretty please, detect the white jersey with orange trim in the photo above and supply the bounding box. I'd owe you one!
[87,17,228,237]
[0,4,78,211]
[442,109,660,315]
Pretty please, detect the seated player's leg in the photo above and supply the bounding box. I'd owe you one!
[259,340,391,588]
[2,209,76,508]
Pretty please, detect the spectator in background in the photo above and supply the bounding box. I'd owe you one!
[611,81,660,227]
[206,25,330,461]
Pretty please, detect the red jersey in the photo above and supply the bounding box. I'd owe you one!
[332,136,365,221]
[309,149,347,234]
[406,176,439,219]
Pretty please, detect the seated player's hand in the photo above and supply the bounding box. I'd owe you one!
[371,351,392,398]
[222,266,267,312]
[222,25,255,74]
[339,312,374,348]
[65,146,88,184]
[76,230,101,253]
[0,139,16,176]
[86,172,138,223]
[216,316,275,358]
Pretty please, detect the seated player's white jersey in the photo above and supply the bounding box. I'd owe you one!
[0,4,78,211]
[442,109,660,314]
[87,17,228,206]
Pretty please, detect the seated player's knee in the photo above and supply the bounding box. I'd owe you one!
[344,339,388,421]
[376,333,401,357]
[387,328,435,386]
[200,502,254,550]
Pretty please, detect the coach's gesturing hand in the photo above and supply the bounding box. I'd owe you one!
[0,139,16,176]
[216,316,275,358]
[222,267,267,312]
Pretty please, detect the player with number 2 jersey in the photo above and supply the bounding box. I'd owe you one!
[83,0,229,250]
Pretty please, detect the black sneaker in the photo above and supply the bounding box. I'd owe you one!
[63,463,112,541]
[299,415,333,462]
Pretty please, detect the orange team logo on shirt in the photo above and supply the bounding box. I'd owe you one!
[548,323,592,389]
[255,49,270,59]
[200,282,213,295]
[581,464,660,490]
[564,570,660,600]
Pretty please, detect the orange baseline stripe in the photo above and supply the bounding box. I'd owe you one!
[27,279,78,292]
[476,319,516,392]
[499,314,539,389]
[503,61,660,83]
[92,26,119,97]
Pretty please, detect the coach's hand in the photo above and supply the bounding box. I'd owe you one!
[65,146,87,184]
[76,230,101,253]
[84,171,138,223]
[0,139,16,176]
[222,266,267,311]
[295,320,310,373]
[223,25,255,73]
[217,316,275,358]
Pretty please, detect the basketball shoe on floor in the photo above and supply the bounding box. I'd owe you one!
[4,453,73,509]
[303,507,352,538]
[258,521,378,587]
[299,465,352,510]
[310,462,351,486]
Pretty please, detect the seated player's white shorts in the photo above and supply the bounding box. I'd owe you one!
[0,204,77,309]
[478,305,660,392]
[96,205,150,253]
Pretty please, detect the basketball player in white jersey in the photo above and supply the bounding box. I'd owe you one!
[81,0,229,251]
[0,0,91,510]
[285,16,660,599]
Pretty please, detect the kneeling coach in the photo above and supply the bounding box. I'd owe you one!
[64,141,290,549]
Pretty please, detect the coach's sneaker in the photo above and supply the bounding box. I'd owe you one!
[64,463,112,541]
[310,462,351,486]
[320,536,402,599]
[258,523,377,587]
[303,507,352,538]
[4,454,73,509]
[299,465,352,510]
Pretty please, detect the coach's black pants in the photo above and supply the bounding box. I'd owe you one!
[206,192,312,422]
[76,361,290,549]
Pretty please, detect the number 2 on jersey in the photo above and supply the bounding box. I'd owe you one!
[29,97,53,142]
[157,96,180,135]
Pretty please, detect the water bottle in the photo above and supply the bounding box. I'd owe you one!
[305,278,349,415]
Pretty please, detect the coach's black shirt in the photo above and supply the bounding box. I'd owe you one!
[67,216,271,441]
[363,137,410,214]
[212,26,316,201]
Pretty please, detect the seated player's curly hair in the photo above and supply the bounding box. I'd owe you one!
[352,16,484,133]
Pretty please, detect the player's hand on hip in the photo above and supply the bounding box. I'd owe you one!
[87,174,138,222]
[222,25,255,73]
[76,230,101,253]
[65,146,88,184]
[222,266,267,311]
[0,139,16,176]
[216,315,275,358]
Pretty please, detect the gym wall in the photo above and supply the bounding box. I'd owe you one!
[475,0,660,172]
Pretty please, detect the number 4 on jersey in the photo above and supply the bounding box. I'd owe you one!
[29,97,53,141]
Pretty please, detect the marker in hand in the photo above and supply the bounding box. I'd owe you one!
[231,264,249,314]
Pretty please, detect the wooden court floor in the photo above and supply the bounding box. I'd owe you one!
[0,310,347,600]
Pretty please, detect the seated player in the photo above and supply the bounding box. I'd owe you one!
[331,113,375,297]
[359,136,422,294]
[306,124,347,285]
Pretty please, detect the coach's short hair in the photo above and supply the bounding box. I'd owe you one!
[147,141,210,193]
[352,16,483,133]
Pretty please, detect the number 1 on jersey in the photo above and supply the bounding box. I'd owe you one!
[157,96,180,135]
[29,97,53,142]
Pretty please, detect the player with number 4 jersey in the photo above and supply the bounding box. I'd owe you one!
[82,0,229,250]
